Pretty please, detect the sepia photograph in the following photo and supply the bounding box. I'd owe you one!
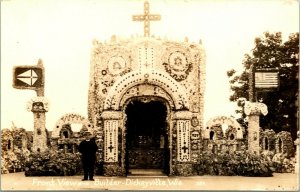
[1,0,299,191]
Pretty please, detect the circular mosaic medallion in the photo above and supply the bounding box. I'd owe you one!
[163,50,193,81]
[169,51,188,72]
[107,56,127,76]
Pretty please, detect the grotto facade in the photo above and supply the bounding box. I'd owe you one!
[4,1,297,177]
[87,36,206,176]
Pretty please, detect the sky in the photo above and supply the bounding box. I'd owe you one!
[1,0,299,131]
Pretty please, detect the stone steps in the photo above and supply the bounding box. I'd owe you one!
[127,169,167,177]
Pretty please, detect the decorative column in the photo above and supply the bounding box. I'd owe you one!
[101,111,124,176]
[13,59,47,153]
[172,110,193,176]
[294,131,299,174]
[244,101,268,154]
[27,97,49,152]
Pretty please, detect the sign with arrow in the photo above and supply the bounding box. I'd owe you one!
[13,66,44,90]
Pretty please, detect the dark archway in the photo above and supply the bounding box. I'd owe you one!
[125,99,169,175]
[264,137,269,150]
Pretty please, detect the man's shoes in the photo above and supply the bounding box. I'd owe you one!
[89,178,95,181]
[82,179,88,181]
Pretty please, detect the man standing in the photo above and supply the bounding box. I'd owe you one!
[78,132,98,181]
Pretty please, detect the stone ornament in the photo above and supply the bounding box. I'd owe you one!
[26,97,49,112]
[206,115,241,129]
[244,101,268,116]
[52,113,93,138]
[107,56,128,76]
[203,116,246,153]
[163,48,193,81]
[205,116,244,140]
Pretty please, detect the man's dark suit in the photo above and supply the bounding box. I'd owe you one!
[78,138,98,180]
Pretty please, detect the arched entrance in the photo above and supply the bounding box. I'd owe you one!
[124,97,170,175]
[100,71,194,176]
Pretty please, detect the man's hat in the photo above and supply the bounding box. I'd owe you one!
[80,126,92,137]
[84,131,92,136]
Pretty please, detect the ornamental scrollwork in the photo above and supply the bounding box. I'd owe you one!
[244,102,268,116]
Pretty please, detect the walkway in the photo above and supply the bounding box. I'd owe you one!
[1,172,298,191]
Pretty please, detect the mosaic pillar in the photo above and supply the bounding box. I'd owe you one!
[172,111,193,176]
[104,120,118,162]
[101,111,124,176]
[244,102,268,154]
[176,120,190,162]
[27,98,49,153]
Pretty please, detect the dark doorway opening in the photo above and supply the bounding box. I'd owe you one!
[125,99,169,175]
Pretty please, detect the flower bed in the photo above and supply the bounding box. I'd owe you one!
[25,150,81,176]
[193,150,296,176]
[193,151,274,176]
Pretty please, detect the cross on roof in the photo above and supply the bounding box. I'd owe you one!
[132,1,161,37]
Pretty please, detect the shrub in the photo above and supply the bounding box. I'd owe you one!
[1,151,22,173]
[193,151,273,177]
[25,150,81,176]
[271,153,295,173]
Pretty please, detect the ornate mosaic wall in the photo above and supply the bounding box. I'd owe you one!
[203,116,246,154]
[88,36,205,118]
[88,36,206,176]
[52,113,93,138]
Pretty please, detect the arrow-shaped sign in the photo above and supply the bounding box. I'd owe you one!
[17,69,38,86]
[13,66,44,90]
